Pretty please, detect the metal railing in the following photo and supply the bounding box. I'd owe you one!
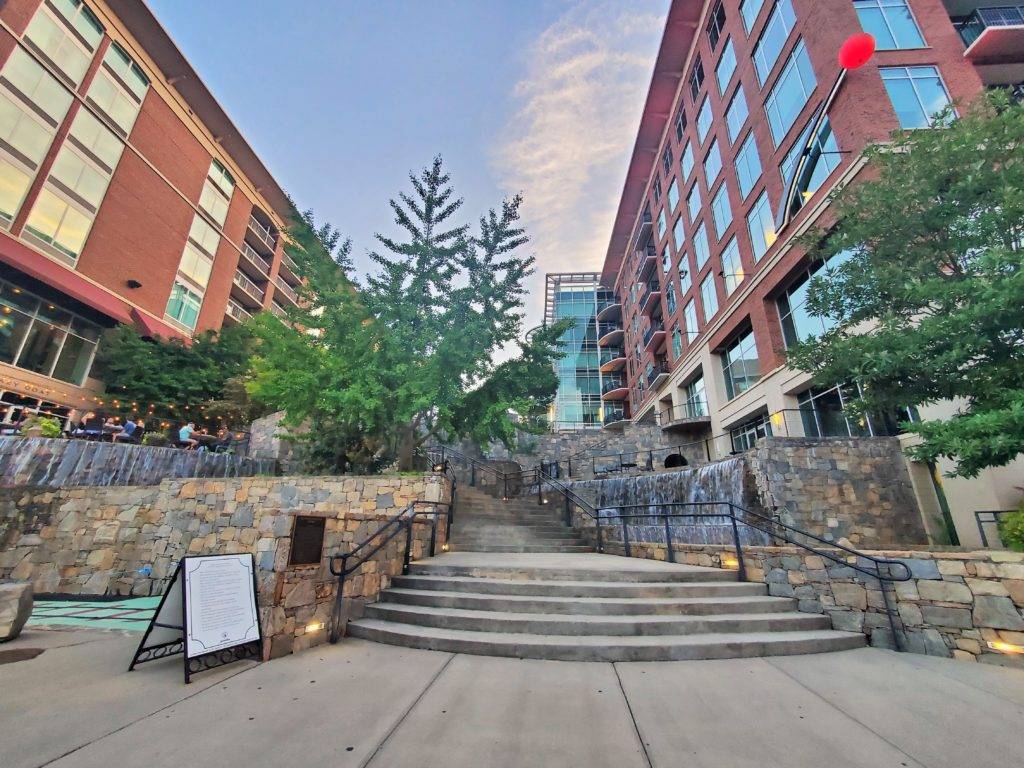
[597,321,622,340]
[240,242,271,273]
[269,302,287,318]
[247,215,276,250]
[645,360,668,388]
[958,5,1024,47]
[599,347,625,366]
[273,276,298,304]
[225,300,250,322]
[642,319,665,348]
[602,404,628,424]
[639,277,661,310]
[601,374,627,395]
[233,271,264,301]
[656,400,709,426]
[974,510,1018,548]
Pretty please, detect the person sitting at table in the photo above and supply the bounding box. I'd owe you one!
[113,418,143,443]
[177,421,198,450]
[102,417,121,440]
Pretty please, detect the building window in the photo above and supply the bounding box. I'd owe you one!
[686,184,701,222]
[24,1,104,86]
[880,66,953,128]
[0,278,100,386]
[656,208,667,239]
[753,0,797,85]
[199,159,235,228]
[678,251,692,292]
[662,145,673,176]
[741,0,767,32]
[735,133,762,199]
[680,142,694,181]
[764,40,817,145]
[23,187,92,262]
[721,237,744,294]
[706,1,728,49]
[86,42,149,137]
[853,0,924,50]
[165,281,202,329]
[653,175,662,204]
[776,248,854,346]
[725,85,749,144]
[178,242,213,289]
[667,177,680,212]
[716,39,737,94]
[721,329,760,399]
[683,299,699,342]
[675,105,688,143]
[693,221,710,268]
[672,216,685,253]
[696,97,713,143]
[700,273,719,320]
[730,412,772,452]
[671,324,683,359]
[797,383,917,438]
[666,281,677,314]
[703,140,722,184]
[711,183,733,240]
[683,374,708,417]
[779,116,840,219]
[689,56,705,102]
[662,246,671,274]
[746,190,775,261]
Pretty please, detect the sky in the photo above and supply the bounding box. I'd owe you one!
[148,0,667,331]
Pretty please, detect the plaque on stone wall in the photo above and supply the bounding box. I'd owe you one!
[128,554,263,683]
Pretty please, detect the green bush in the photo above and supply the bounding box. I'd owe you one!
[38,416,62,438]
[142,432,170,447]
[998,509,1024,552]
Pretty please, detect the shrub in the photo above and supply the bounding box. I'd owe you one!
[142,432,170,447]
[998,509,1024,552]
[38,416,62,438]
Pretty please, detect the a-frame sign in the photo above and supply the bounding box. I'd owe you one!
[129,553,263,683]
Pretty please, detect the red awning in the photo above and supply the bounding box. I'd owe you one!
[0,236,132,323]
[130,307,189,343]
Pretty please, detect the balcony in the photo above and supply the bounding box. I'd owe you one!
[642,319,666,352]
[601,403,629,430]
[247,214,277,254]
[600,373,628,401]
[957,6,1024,81]
[597,321,624,347]
[645,360,670,390]
[599,346,626,373]
[269,302,288,319]
[639,277,662,315]
[596,298,622,322]
[631,209,653,250]
[273,275,299,306]
[231,270,265,308]
[238,242,272,276]
[278,251,301,282]
[224,300,251,324]
[656,400,712,431]
[634,245,657,280]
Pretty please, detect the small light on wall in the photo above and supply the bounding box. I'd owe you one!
[441,543,449,552]
[721,555,739,570]
[987,640,1024,654]
[306,621,324,633]
[432,463,445,472]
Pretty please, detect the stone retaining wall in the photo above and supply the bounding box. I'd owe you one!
[592,538,1024,666]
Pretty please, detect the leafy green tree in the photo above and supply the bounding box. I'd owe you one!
[248,157,566,472]
[787,92,1024,478]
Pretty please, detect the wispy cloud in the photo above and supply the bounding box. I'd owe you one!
[494,0,666,327]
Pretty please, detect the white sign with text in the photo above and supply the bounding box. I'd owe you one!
[184,554,260,658]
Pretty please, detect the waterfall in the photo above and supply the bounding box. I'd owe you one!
[568,457,770,547]
[0,437,276,488]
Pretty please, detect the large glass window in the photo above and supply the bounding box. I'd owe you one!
[716,38,737,94]
[853,0,924,50]
[721,237,744,294]
[753,0,797,84]
[178,242,213,289]
[689,56,705,102]
[86,43,150,136]
[696,97,712,143]
[24,187,91,261]
[683,299,699,342]
[726,85,749,144]
[0,158,31,224]
[880,66,952,128]
[746,190,775,261]
[662,145,673,176]
[741,0,767,32]
[188,215,220,256]
[711,183,733,240]
[730,412,772,451]
[67,108,123,170]
[678,250,692,293]
[779,116,840,219]
[693,221,710,268]
[166,281,202,329]
[703,140,722,184]
[24,1,103,86]
[683,374,707,417]
[2,48,74,124]
[199,179,229,226]
[656,208,667,239]
[686,184,701,222]
[0,278,99,385]
[764,40,817,145]
[735,133,762,199]
[665,281,677,315]
[721,329,760,399]
[777,248,853,346]
[667,177,680,212]
[671,324,683,359]
[700,273,719,320]
[680,142,694,181]
[675,105,688,143]
[706,1,727,49]
[797,383,917,438]
[672,216,685,253]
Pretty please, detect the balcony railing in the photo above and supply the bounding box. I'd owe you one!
[599,347,625,366]
[248,215,276,251]
[273,276,298,305]
[601,374,627,395]
[639,277,661,312]
[225,300,250,323]
[635,245,657,279]
[642,319,665,348]
[958,5,1024,47]
[240,242,271,273]
[645,360,669,388]
[269,302,288,318]
[657,399,710,426]
[280,251,300,276]
[602,403,627,424]
[597,320,622,338]
[233,271,264,301]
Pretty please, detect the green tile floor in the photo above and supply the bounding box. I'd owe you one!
[27,596,160,632]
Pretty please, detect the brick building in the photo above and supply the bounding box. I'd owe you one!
[0,0,300,424]
[595,0,1023,544]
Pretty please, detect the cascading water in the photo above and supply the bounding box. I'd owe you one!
[0,437,276,488]
[568,457,770,547]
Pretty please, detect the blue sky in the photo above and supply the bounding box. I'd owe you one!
[149,0,666,327]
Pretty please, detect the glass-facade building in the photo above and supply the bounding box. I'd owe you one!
[544,273,611,430]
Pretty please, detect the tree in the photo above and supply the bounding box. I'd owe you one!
[247,157,567,472]
[786,92,1024,478]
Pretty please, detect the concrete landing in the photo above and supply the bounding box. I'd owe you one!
[4,628,1022,768]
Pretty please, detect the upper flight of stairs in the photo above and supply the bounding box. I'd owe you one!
[345,484,865,661]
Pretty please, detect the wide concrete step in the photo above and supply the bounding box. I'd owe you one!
[390,575,765,598]
[408,562,738,583]
[452,536,583,546]
[453,544,594,553]
[381,588,794,615]
[346,620,866,661]
[453,528,579,538]
[363,603,830,636]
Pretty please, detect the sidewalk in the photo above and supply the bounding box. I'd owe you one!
[1,627,1022,768]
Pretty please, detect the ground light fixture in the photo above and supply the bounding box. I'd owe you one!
[721,555,739,570]
[987,640,1024,654]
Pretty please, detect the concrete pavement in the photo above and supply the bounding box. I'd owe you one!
[1,627,1022,768]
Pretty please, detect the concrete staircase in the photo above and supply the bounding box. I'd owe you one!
[346,487,865,661]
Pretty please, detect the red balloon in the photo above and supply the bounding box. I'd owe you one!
[838,33,875,70]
